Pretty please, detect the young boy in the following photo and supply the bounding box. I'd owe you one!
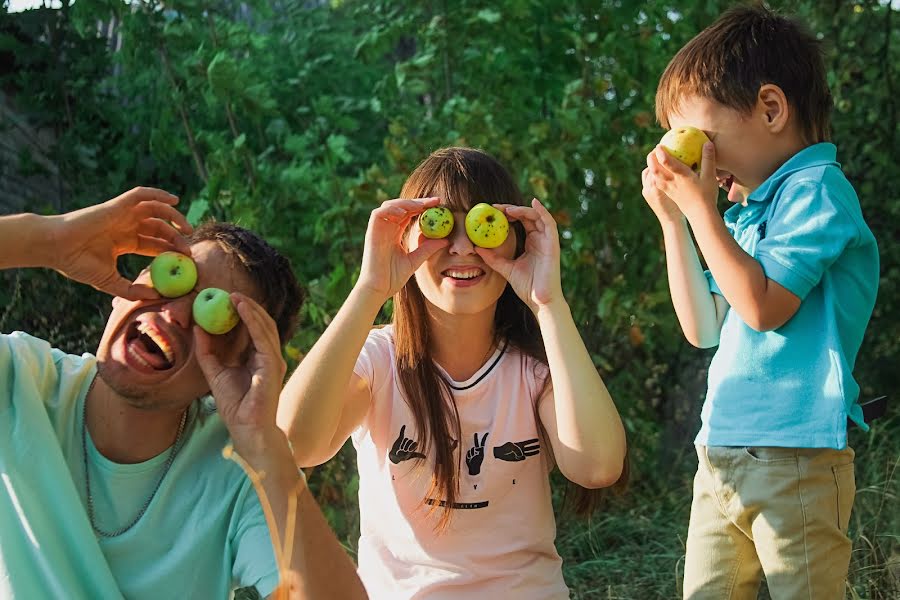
[641,5,879,599]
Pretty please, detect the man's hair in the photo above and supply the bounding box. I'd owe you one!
[187,222,302,345]
[655,2,832,143]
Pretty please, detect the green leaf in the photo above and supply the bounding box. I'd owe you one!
[186,199,210,226]
[475,9,502,24]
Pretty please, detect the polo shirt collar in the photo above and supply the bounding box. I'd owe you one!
[747,143,839,203]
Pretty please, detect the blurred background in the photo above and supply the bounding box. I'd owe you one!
[1,1,896,597]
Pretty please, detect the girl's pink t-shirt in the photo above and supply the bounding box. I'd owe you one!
[351,326,569,600]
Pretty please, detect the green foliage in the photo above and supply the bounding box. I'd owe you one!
[1,1,896,597]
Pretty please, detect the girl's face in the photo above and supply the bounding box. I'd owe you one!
[407,209,517,316]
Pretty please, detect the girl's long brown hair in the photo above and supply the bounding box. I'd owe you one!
[393,147,627,529]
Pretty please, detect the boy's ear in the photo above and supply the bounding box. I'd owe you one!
[757,84,789,133]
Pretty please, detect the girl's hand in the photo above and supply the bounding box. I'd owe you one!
[647,143,719,222]
[355,197,449,301]
[49,187,192,300]
[475,198,563,313]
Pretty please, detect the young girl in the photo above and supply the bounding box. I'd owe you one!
[277,147,627,599]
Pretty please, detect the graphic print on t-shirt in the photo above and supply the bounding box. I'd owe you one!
[465,432,489,475]
[388,424,426,464]
[493,438,540,462]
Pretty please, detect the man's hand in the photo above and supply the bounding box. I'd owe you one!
[195,293,287,461]
[48,187,193,299]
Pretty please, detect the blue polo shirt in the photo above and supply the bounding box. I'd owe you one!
[699,143,879,450]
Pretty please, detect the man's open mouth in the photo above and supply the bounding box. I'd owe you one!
[125,321,175,371]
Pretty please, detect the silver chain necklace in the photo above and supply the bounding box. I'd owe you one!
[82,374,189,538]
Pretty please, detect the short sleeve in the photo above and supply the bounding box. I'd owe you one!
[231,480,279,597]
[0,332,57,413]
[352,327,394,395]
[754,180,860,300]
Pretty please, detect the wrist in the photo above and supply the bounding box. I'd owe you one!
[658,213,688,234]
[534,297,571,322]
[230,426,291,467]
[681,193,719,226]
[350,281,392,311]
[21,213,60,270]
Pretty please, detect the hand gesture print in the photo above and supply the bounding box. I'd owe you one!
[389,425,426,464]
[465,432,489,476]
[493,438,540,462]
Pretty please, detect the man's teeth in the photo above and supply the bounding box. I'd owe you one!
[128,343,154,369]
[137,322,174,363]
[445,270,482,280]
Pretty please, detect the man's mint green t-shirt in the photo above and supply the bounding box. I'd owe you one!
[0,332,278,599]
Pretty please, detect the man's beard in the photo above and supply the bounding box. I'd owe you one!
[96,360,187,411]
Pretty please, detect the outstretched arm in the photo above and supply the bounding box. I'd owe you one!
[0,187,192,300]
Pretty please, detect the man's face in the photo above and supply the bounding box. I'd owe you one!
[96,240,259,410]
[668,95,781,204]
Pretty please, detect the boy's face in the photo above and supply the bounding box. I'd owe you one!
[668,96,783,204]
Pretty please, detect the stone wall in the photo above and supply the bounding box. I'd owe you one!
[0,91,63,215]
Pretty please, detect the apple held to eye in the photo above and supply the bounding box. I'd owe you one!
[464,203,509,249]
[150,252,198,298]
[192,288,240,335]
[418,207,454,239]
[659,126,710,173]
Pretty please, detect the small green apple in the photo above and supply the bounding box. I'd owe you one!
[465,203,509,249]
[149,252,198,298]
[418,207,454,239]
[659,126,710,173]
[192,288,240,335]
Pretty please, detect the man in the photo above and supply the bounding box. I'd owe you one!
[0,187,367,599]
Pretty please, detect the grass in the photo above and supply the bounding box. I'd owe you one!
[557,415,900,599]
[235,414,898,599]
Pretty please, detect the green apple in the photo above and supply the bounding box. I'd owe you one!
[418,207,454,239]
[192,288,240,335]
[465,203,509,249]
[659,126,710,173]
[149,252,198,298]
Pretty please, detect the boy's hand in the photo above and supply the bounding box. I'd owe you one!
[648,142,720,222]
[48,187,192,300]
[641,165,684,225]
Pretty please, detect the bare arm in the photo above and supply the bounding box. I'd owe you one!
[535,299,626,488]
[277,287,383,466]
[0,187,192,300]
[196,295,367,599]
[642,163,723,347]
[245,435,368,600]
[659,218,724,348]
[276,198,448,466]
[649,144,800,331]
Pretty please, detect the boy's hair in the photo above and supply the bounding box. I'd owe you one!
[656,2,832,143]
[188,222,303,346]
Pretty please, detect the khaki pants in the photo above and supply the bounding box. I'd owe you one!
[683,445,855,600]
